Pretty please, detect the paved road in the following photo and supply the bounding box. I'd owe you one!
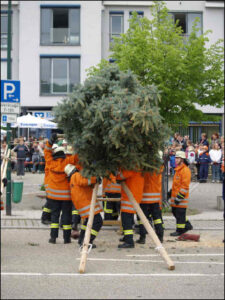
[1,228,224,299]
[1,172,224,299]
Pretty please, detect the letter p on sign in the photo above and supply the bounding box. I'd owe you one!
[4,83,15,100]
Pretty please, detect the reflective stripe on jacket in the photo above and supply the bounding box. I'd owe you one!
[103,175,121,195]
[116,170,144,214]
[44,141,79,201]
[141,166,163,205]
[70,172,102,219]
[170,163,191,209]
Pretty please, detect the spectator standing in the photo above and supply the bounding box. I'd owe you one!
[187,146,196,181]
[210,132,220,149]
[169,149,176,176]
[32,144,41,173]
[197,145,211,183]
[209,143,222,183]
[200,133,209,148]
[13,138,29,177]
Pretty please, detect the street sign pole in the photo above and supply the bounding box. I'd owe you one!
[6,0,12,216]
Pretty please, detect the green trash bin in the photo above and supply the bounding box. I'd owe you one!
[12,180,24,203]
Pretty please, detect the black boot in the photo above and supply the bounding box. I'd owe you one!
[64,238,71,244]
[49,237,56,244]
[118,242,135,249]
[185,221,193,231]
[119,236,125,242]
[41,219,51,225]
[170,231,182,237]
[136,236,146,244]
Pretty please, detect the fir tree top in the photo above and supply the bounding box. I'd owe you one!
[54,65,170,178]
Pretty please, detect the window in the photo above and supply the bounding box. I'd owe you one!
[129,11,144,18]
[109,12,124,43]
[169,12,202,38]
[40,56,80,95]
[40,6,80,45]
[1,14,8,49]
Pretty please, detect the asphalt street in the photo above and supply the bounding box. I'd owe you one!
[1,172,224,299]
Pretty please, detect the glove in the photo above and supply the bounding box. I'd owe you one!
[167,189,172,199]
[2,178,7,187]
[49,133,58,145]
[175,192,185,205]
[96,177,102,184]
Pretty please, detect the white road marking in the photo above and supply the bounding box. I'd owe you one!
[126,253,224,257]
[1,272,224,277]
[75,258,224,265]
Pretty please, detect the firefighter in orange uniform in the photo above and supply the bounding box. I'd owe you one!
[65,164,103,248]
[137,165,164,244]
[168,151,193,236]
[102,175,121,220]
[44,134,79,244]
[116,170,144,248]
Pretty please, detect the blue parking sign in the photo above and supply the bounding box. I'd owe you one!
[1,80,20,103]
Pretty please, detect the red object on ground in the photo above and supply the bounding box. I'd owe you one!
[178,233,200,242]
[71,230,80,239]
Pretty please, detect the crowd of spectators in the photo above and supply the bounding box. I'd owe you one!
[1,135,47,178]
[165,132,224,183]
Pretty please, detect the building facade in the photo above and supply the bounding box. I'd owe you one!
[1,1,224,138]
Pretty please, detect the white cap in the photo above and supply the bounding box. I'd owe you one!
[64,164,76,176]
[53,146,65,154]
[65,145,73,155]
[175,151,186,159]
[52,143,58,150]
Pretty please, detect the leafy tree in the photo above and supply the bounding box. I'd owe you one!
[106,1,224,127]
[54,65,170,178]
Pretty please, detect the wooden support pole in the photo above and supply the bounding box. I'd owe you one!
[79,183,99,274]
[121,182,175,271]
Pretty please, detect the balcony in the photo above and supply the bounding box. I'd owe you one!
[50,28,79,45]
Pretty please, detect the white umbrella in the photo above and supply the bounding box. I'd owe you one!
[15,113,58,138]
[16,113,44,128]
[36,117,58,129]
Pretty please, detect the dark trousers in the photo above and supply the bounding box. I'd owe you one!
[199,164,209,180]
[72,203,81,229]
[78,213,103,245]
[17,159,25,176]
[196,163,200,180]
[50,199,72,240]
[41,197,51,221]
[104,193,121,220]
[172,207,192,233]
[139,203,164,241]
[121,212,135,244]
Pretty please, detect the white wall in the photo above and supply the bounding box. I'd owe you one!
[18,1,102,108]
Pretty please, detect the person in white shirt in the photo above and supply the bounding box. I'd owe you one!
[209,143,222,183]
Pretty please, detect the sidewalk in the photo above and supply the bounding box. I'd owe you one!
[1,172,224,230]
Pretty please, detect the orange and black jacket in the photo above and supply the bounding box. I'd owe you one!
[170,163,191,209]
[44,141,79,201]
[116,170,144,214]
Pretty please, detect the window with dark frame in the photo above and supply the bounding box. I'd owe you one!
[109,12,124,43]
[40,6,80,45]
[169,12,202,38]
[40,56,80,95]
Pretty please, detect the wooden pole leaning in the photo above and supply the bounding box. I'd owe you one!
[79,183,99,274]
[121,182,175,271]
